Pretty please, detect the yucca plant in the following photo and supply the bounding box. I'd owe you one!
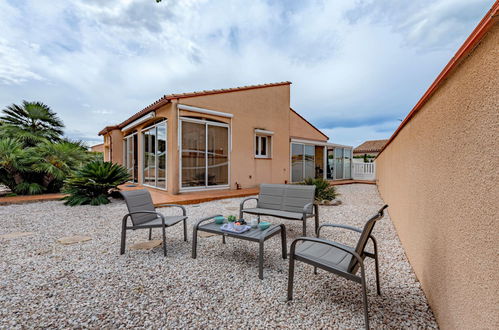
[63,161,130,206]
[300,177,337,203]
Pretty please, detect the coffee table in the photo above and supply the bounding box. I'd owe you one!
[192,215,287,279]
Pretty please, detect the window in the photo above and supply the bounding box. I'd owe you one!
[255,135,271,158]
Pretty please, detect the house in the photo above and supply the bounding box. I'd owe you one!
[90,143,104,153]
[353,139,388,158]
[98,82,353,194]
[376,3,498,329]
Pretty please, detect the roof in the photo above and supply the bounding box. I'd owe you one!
[290,108,329,140]
[378,2,499,156]
[354,139,388,153]
[99,81,291,135]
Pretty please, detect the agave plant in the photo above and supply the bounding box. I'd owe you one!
[300,177,337,203]
[63,161,130,206]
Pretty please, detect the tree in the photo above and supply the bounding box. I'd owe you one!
[0,101,64,146]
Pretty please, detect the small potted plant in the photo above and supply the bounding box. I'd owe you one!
[227,215,237,223]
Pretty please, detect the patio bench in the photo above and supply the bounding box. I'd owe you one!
[239,184,318,236]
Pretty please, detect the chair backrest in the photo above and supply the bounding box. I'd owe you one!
[121,189,157,226]
[258,184,315,213]
[348,205,389,273]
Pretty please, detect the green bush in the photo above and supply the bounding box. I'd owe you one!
[300,177,337,203]
[63,161,130,206]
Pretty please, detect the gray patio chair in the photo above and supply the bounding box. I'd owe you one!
[287,205,388,329]
[120,189,188,257]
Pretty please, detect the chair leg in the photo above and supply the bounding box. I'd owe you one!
[314,266,317,275]
[314,204,319,235]
[287,256,295,300]
[360,266,370,329]
[148,228,152,240]
[183,219,187,242]
[374,254,381,295]
[162,226,167,257]
[302,218,307,237]
[120,228,127,255]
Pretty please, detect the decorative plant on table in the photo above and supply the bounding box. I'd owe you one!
[63,160,130,206]
[300,178,338,204]
[227,215,237,222]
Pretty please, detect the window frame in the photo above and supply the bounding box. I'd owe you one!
[255,133,272,159]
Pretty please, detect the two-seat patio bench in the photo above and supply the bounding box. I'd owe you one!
[239,184,318,236]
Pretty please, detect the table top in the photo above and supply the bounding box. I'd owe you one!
[197,221,283,241]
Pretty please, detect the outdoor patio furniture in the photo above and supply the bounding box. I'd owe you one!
[287,205,388,329]
[192,215,287,279]
[120,189,188,257]
[239,184,317,236]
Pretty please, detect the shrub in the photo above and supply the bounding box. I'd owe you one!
[300,177,337,203]
[63,160,130,206]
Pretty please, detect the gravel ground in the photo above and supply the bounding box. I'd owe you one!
[0,184,437,329]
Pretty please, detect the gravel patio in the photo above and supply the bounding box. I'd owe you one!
[0,184,437,328]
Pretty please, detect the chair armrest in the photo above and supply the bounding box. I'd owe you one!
[155,204,187,216]
[122,211,165,227]
[318,223,362,237]
[240,197,258,210]
[193,214,223,230]
[303,202,314,215]
[290,237,364,266]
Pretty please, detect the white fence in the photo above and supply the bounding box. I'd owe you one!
[352,162,376,181]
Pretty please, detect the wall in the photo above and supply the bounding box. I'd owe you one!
[289,109,328,141]
[376,23,499,329]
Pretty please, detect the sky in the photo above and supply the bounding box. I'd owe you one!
[0,0,494,147]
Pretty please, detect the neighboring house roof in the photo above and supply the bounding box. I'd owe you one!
[378,2,499,156]
[354,139,388,154]
[290,108,329,140]
[99,81,291,135]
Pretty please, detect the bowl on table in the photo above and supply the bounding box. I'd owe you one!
[233,222,245,231]
[258,222,271,230]
[214,216,225,224]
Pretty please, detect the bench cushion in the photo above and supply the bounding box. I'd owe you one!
[241,208,308,220]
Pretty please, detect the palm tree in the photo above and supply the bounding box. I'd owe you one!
[0,101,64,146]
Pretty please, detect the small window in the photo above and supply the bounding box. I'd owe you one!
[255,134,271,158]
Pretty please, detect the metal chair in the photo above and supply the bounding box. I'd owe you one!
[287,205,388,329]
[120,189,188,257]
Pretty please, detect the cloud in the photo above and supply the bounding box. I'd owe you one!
[0,0,494,146]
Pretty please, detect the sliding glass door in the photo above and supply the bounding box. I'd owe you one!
[291,143,320,182]
[123,133,138,182]
[181,118,229,189]
[142,120,167,189]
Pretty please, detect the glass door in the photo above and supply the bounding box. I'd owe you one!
[291,143,318,182]
[124,133,138,182]
[142,121,167,189]
[181,119,229,189]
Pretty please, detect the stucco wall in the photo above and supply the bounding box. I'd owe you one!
[376,24,499,329]
[289,109,328,141]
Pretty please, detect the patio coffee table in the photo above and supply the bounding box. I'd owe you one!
[192,215,287,279]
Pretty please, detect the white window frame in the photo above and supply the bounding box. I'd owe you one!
[141,120,168,191]
[123,132,137,183]
[255,130,273,159]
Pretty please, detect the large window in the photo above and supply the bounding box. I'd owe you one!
[181,118,229,189]
[142,120,167,189]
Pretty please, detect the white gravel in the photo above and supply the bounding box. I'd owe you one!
[0,184,437,328]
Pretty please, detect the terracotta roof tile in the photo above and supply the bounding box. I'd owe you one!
[354,139,388,153]
[99,81,291,134]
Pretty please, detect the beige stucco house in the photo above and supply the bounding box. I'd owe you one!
[376,3,498,329]
[99,82,352,194]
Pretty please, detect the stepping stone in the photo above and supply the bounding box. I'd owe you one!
[220,200,231,204]
[130,240,163,250]
[0,232,34,240]
[225,206,239,211]
[57,235,92,245]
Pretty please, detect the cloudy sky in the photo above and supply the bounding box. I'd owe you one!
[0,0,493,146]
